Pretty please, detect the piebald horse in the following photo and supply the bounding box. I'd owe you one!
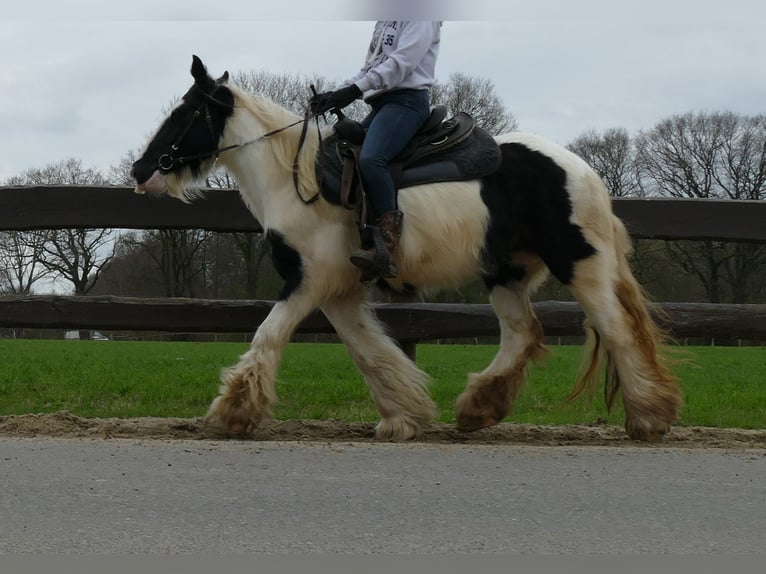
[131,56,681,442]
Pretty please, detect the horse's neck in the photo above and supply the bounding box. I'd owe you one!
[220,97,320,230]
[222,151,281,228]
[220,140,306,232]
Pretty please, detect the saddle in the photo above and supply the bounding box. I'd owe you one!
[318,106,502,210]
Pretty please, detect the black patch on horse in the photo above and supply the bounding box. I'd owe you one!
[131,60,234,185]
[266,230,303,300]
[480,142,597,289]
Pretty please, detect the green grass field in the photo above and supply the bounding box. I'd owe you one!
[0,340,764,429]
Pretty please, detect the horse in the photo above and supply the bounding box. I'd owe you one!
[131,55,681,442]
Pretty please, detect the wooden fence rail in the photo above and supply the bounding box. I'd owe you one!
[1,185,766,344]
[2,185,766,242]
[2,296,766,342]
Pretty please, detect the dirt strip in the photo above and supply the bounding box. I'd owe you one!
[1,411,765,449]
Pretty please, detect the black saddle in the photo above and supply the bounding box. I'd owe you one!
[318,106,502,209]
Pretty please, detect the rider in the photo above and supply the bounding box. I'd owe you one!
[310,20,443,280]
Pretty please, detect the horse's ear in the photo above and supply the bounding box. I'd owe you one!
[216,71,229,85]
[191,55,209,85]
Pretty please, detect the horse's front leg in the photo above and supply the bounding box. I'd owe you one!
[321,293,436,441]
[206,294,317,434]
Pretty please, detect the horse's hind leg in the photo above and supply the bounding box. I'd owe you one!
[456,270,547,431]
[565,220,681,441]
[321,293,436,441]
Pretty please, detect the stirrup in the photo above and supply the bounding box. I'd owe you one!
[350,225,396,281]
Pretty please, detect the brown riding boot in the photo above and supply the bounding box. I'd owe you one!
[350,210,404,280]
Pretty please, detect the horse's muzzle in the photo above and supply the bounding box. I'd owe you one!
[133,169,168,195]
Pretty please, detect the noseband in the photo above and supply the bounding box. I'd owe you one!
[157,84,321,204]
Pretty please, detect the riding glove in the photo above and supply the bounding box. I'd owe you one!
[310,84,362,115]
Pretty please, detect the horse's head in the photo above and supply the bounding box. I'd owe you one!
[131,55,233,199]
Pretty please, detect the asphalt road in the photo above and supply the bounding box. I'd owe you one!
[1,438,764,553]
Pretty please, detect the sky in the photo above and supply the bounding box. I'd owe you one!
[1,0,765,182]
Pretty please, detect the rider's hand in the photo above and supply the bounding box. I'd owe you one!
[309,84,362,115]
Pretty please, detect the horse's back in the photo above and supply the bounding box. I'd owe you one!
[494,132,604,188]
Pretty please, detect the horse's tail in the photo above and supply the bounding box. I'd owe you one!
[569,215,680,418]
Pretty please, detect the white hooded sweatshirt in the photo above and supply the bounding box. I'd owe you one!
[343,21,442,100]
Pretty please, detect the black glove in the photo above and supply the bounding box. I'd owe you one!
[310,84,362,115]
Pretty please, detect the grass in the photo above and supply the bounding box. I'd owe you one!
[0,340,765,429]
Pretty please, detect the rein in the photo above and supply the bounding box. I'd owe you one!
[159,85,323,205]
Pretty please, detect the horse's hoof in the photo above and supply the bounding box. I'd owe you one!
[226,421,249,435]
[456,415,499,433]
[375,416,422,441]
[625,418,671,442]
[205,395,260,436]
[203,415,252,436]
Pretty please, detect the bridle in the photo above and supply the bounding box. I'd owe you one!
[158,84,322,205]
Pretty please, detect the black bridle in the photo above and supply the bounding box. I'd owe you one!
[158,85,322,205]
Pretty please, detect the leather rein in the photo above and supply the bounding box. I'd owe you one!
[158,85,322,205]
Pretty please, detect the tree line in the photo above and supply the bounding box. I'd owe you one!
[1,70,765,306]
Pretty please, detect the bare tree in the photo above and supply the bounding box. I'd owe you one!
[39,228,115,295]
[109,149,140,186]
[124,229,211,298]
[568,128,642,197]
[431,72,517,135]
[635,112,736,198]
[714,114,766,200]
[0,230,50,294]
[635,112,766,303]
[230,232,271,297]
[232,69,331,116]
[7,157,106,187]
[6,158,116,296]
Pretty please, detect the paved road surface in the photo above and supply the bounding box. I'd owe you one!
[1,438,764,553]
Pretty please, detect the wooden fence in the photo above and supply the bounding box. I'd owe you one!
[2,185,766,345]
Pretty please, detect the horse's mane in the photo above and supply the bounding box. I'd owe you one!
[228,84,320,197]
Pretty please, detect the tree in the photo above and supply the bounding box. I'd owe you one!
[431,72,518,135]
[109,149,140,186]
[635,112,766,303]
[122,229,211,298]
[231,69,332,116]
[38,229,115,295]
[567,128,642,197]
[5,158,116,296]
[0,230,50,294]
[89,232,166,298]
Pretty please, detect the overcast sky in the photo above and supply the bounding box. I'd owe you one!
[2,0,765,182]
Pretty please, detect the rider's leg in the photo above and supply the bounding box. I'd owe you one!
[352,89,430,279]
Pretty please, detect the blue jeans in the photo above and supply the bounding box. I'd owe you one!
[358,89,431,219]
